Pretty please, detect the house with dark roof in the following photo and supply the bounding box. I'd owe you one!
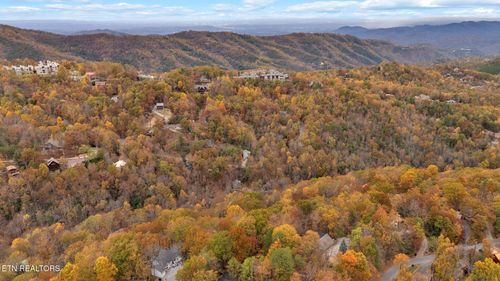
[46,158,61,172]
[151,245,183,281]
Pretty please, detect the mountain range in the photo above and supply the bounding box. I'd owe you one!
[0,24,447,72]
[335,21,500,56]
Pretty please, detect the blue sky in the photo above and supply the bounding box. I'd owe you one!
[1,0,499,25]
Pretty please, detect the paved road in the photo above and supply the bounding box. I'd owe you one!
[416,237,429,257]
[381,238,500,281]
[381,254,435,281]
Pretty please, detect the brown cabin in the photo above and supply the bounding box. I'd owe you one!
[6,165,20,178]
[46,158,61,172]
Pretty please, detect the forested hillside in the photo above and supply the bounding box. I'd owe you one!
[0,60,498,280]
[0,24,446,72]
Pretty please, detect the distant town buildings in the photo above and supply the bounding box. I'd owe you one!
[237,69,288,81]
[3,61,59,76]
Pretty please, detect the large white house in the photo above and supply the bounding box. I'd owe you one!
[3,61,59,76]
[237,68,288,81]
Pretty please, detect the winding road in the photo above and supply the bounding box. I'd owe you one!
[380,238,500,281]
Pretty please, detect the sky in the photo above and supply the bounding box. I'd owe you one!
[1,0,499,26]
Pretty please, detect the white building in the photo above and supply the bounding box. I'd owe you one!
[238,69,288,81]
[241,150,251,168]
[34,61,59,76]
[114,160,127,168]
[3,61,59,76]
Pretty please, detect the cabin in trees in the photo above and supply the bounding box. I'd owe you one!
[237,69,289,81]
[318,234,350,259]
[493,250,500,264]
[43,137,64,154]
[318,234,335,253]
[154,103,165,111]
[241,150,251,168]
[46,158,61,172]
[5,165,20,178]
[194,75,211,93]
[151,246,183,281]
[86,72,107,87]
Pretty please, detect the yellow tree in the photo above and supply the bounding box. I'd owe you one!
[336,250,373,281]
[60,263,79,281]
[466,258,500,281]
[271,224,301,249]
[432,235,459,281]
[95,256,118,281]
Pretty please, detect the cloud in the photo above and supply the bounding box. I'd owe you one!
[46,2,146,11]
[286,1,357,12]
[360,0,500,9]
[212,0,275,12]
[212,3,236,11]
[243,0,275,6]
[7,6,40,12]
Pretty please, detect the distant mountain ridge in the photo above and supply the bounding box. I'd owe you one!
[0,24,447,72]
[73,29,129,36]
[336,21,500,56]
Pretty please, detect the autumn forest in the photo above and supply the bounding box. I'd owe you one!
[0,58,499,281]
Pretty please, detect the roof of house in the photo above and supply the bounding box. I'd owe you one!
[66,155,88,168]
[6,165,18,171]
[47,158,61,165]
[114,160,127,168]
[45,137,63,148]
[152,245,182,271]
[492,251,500,263]
[318,234,335,251]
